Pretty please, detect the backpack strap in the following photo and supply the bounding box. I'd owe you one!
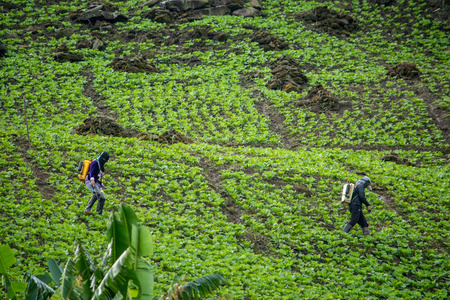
[96,160,104,182]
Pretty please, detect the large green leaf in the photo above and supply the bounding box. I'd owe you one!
[47,259,63,285]
[59,260,81,300]
[94,247,133,299]
[0,244,16,274]
[104,213,131,265]
[130,225,153,262]
[128,220,154,299]
[73,245,95,300]
[4,274,27,300]
[25,273,55,300]
[178,274,228,300]
[129,257,154,300]
[0,244,26,299]
[118,205,139,238]
[137,226,153,258]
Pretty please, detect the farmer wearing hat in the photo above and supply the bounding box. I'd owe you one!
[84,151,109,215]
[343,176,372,235]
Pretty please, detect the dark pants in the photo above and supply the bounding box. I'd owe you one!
[348,205,368,228]
[85,182,105,214]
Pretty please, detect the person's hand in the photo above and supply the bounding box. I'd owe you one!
[367,206,372,213]
[91,180,95,187]
[102,184,106,189]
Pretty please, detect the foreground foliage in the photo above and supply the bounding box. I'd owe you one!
[1,205,228,300]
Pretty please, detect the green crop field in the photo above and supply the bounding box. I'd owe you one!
[0,0,449,299]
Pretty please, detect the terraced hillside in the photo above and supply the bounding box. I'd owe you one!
[1,0,449,299]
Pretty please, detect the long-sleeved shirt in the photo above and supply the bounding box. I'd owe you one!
[350,183,370,207]
[85,160,103,186]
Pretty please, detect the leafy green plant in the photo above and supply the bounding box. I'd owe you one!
[0,244,27,299]
[2,205,229,300]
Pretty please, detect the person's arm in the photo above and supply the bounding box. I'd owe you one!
[357,184,371,210]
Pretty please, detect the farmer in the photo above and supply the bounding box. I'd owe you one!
[84,151,109,215]
[343,176,372,235]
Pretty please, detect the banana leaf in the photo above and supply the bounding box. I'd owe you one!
[47,259,63,285]
[73,245,96,300]
[24,273,55,300]
[59,259,82,300]
[4,275,27,299]
[0,244,16,274]
[0,244,27,299]
[103,213,130,266]
[128,257,154,300]
[117,205,139,238]
[94,247,132,299]
[177,274,228,300]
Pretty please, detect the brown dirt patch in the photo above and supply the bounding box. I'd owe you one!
[293,184,313,197]
[11,136,54,201]
[141,26,230,54]
[81,70,118,119]
[254,100,292,148]
[387,62,421,80]
[74,116,138,137]
[295,6,359,36]
[267,55,308,93]
[251,30,290,51]
[240,230,273,255]
[165,56,203,66]
[110,55,159,73]
[0,2,23,11]
[221,199,243,224]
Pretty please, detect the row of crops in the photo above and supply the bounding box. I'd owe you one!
[1,132,449,298]
[1,0,449,148]
[0,0,449,298]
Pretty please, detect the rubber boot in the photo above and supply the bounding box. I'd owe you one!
[343,223,353,233]
[362,227,370,236]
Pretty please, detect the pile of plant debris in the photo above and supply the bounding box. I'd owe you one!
[74,116,137,137]
[387,62,420,79]
[267,55,308,93]
[110,55,159,73]
[70,1,129,26]
[137,129,192,144]
[251,30,290,51]
[300,84,340,111]
[166,26,229,46]
[76,38,105,51]
[74,117,192,144]
[141,0,263,23]
[381,154,415,166]
[54,42,84,62]
[295,6,359,36]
